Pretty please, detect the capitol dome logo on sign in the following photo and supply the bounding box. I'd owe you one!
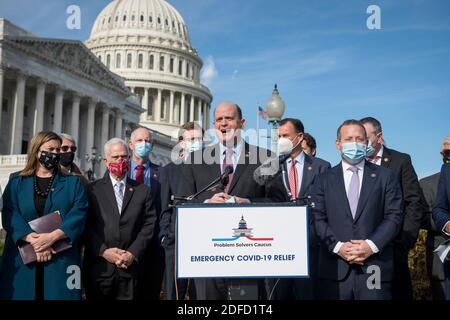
[212,215,274,242]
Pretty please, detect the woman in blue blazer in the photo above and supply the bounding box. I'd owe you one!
[0,131,88,300]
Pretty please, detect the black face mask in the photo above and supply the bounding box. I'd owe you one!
[443,150,450,164]
[39,151,60,170]
[59,152,75,167]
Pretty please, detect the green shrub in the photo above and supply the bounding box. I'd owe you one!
[409,229,432,300]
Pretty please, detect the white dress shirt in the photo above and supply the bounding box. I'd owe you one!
[333,160,379,256]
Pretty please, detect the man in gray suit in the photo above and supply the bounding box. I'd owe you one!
[420,136,450,300]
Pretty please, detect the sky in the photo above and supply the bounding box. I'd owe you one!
[0,0,449,178]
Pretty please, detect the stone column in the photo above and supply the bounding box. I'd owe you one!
[10,73,26,154]
[205,103,211,129]
[71,94,81,143]
[0,67,4,135]
[86,99,96,169]
[142,87,149,121]
[115,110,123,138]
[33,79,46,135]
[180,93,185,124]
[189,95,195,122]
[155,88,161,122]
[197,98,202,125]
[174,95,180,124]
[101,106,110,146]
[53,87,64,133]
[174,56,179,75]
[169,90,174,124]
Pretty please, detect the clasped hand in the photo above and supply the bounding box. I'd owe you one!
[338,240,374,265]
[102,248,135,269]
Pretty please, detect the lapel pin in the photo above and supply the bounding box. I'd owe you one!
[129,188,133,192]
[384,158,389,163]
[371,173,377,178]
[308,166,312,171]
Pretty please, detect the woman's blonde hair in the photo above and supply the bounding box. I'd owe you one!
[20,131,62,177]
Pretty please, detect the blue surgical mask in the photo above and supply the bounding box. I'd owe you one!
[341,142,367,165]
[135,141,153,159]
[186,140,203,153]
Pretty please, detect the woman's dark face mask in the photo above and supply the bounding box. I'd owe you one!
[39,151,60,170]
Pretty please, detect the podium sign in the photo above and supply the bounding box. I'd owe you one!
[176,205,309,278]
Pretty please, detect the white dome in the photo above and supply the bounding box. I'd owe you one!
[90,0,191,47]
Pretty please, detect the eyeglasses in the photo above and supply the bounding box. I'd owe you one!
[61,146,77,152]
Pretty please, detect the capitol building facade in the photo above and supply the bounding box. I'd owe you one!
[0,0,213,191]
[86,0,212,137]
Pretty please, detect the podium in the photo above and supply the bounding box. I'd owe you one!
[175,203,310,299]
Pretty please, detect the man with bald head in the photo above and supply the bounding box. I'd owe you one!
[128,127,164,300]
[181,101,270,299]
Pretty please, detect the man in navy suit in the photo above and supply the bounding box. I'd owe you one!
[265,118,330,300]
[432,163,450,299]
[311,119,403,300]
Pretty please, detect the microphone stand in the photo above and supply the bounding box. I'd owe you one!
[171,166,233,206]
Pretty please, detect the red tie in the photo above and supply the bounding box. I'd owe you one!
[289,159,298,200]
[135,165,145,184]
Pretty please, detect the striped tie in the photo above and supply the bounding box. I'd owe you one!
[289,159,298,200]
[114,182,124,214]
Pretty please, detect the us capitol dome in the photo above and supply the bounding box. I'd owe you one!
[86,0,213,137]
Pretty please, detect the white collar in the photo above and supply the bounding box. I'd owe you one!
[110,174,127,187]
[287,151,305,165]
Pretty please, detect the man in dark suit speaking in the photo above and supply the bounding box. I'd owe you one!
[83,138,157,300]
[181,101,270,300]
[311,119,403,300]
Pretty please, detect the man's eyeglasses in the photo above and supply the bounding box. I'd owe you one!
[61,146,77,152]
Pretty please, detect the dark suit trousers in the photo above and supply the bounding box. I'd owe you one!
[317,266,392,300]
[392,244,413,300]
[87,272,137,300]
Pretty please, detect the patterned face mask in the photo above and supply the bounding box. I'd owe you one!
[38,151,60,170]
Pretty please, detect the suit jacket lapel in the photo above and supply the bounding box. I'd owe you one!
[335,163,354,221]
[120,179,135,215]
[228,143,251,193]
[299,154,312,196]
[381,146,391,168]
[101,175,121,217]
[353,162,377,223]
[44,172,65,214]
[17,176,38,220]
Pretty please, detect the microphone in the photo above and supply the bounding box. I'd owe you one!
[172,165,235,204]
[220,165,234,187]
[253,153,290,185]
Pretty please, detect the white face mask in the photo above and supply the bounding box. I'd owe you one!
[278,137,294,155]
